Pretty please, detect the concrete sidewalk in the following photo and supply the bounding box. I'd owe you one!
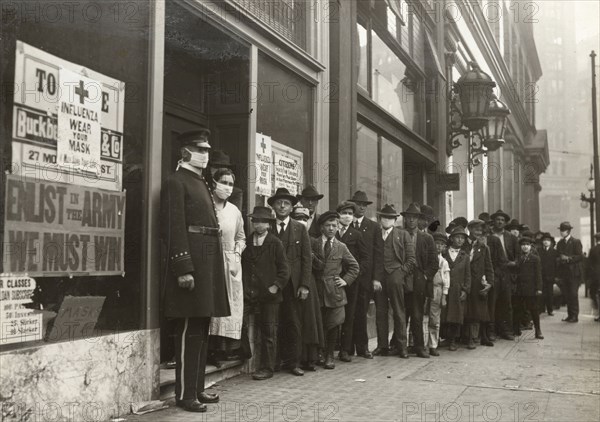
[130,290,600,422]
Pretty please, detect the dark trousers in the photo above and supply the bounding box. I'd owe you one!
[563,276,580,319]
[340,281,359,354]
[404,291,426,350]
[542,279,554,313]
[279,283,302,367]
[494,275,514,334]
[374,269,408,350]
[352,285,371,353]
[446,323,461,340]
[513,296,541,333]
[174,317,210,401]
[241,299,279,372]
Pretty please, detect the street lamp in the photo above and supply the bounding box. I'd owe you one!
[447,61,511,172]
[581,165,595,246]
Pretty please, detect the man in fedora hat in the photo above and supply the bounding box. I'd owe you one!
[588,233,600,321]
[539,232,558,316]
[209,149,243,211]
[401,203,438,358]
[419,204,440,235]
[489,209,519,341]
[556,222,583,322]
[347,191,384,358]
[506,219,521,238]
[268,187,313,375]
[373,204,416,358]
[335,201,371,362]
[297,184,324,238]
[161,129,228,412]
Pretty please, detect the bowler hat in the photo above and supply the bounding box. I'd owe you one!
[248,206,275,221]
[478,212,491,222]
[297,185,324,200]
[490,209,510,222]
[291,204,310,219]
[401,202,422,217]
[519,236,534,245]
[177,129,211,149]
[433,232,448,244]
[209,150,232,167]
[336,201,357,214]
[519,224,531,233]
[506,219,520,230]
[318,210,340,226]
[558,221,574,231]
[467,219,486,229]
[268,188,299,207]
[420,204,435,222]
[377,204,400,218]
[348,191,373,205]
[445,221,457,234]
[449,226,468,238]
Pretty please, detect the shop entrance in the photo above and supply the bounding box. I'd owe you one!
[160,2,250,365]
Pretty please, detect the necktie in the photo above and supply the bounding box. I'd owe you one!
[324,239,332,257]
[340,227,346,238]
[354,221,360,230]
[383,230,388,241]
[279,222,285,237]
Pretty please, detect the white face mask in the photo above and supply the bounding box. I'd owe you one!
[214,182,233,200]
[339,214,354,227]
[380,218,395,230]
[185,148,209,169]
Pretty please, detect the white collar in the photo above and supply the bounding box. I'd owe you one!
[179,162,203,177]
[356,216,364,225]
[322,235,333,244]
[383,226,394,234]
[276,216,290,226]
[564,235,571,242]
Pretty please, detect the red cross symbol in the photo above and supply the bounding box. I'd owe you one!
[74,80,89,104]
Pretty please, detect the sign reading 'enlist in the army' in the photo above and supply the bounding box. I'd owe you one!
[3,175,126,276]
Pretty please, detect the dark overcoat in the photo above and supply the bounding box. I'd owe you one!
[539,246,558,283]
[442,249,471,324]
[308,213,321,238]
[409,230,438,297]
[465,241,494,322]
[241,232,289,303]
[556,236,584,282]
[272,218,312,291]
[513,252,543,297]
[161,168,229,318]
[354,217,384,291]
[336,225,370,278]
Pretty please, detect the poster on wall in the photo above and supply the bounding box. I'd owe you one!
[12,41,125,191]
[0,275,42,345]
[271,140,303,196]
[3,175,126,277]
[255,133,272,196]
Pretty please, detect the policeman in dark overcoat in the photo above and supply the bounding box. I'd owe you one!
[161,129,229,412]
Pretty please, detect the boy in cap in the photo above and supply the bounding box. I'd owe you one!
[241,207,290,380]
[424,232,450,356]
[310,211,360,369]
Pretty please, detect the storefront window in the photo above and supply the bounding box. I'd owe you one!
[1,1,150,350]
[381,137,403,210]
[356,124,379,220]
[357,23,369,90]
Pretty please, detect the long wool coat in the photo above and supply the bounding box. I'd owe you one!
[465,241,494,322]
[161,167,230,318]
[514,252,543,297]
[442,249,471,324]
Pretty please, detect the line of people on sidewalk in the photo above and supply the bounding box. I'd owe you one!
[161,131,584,413]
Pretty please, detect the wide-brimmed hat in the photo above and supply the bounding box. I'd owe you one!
[336,201,357,214]
[318,210,340,226]
[433,232,448,244]
[452,217,468,229]
[519,236,534,245]
[377,204,400,218]
[478,212,491,222]
[401,202,422,217]
[348,190,373,205]
[449,226,468,238]
[445,221,457,234]
[558,221,574,231]
[297,184,324,200]
[291,204,310,219]
[420,204,435,222]
[467,219,486,229]
[177,129,211,149]
[248,206,275,221]
[268,188,299,207]
[506,219,520,230]
[519,224,531,233]
[490,209,510,222]
[209,150,232,167]
[541,232,555,241]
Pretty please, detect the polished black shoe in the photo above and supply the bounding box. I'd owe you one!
[198,392,219,403]
[563,317,578,323]
[252,369,274,380]
[480,339,494,347]
[535,331,544,340]
[429,348,440,357]
[290,367,304,376]
[398,348,409,359]
[338,351,352,362]
[356,350,374,359]
[415,348,430,359]
[324,356,335,370]
[176,399,207,413]
[372,347,389,356]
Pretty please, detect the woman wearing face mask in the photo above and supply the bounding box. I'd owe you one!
[208,168,247,364]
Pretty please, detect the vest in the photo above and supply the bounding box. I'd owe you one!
[383,232,402,274]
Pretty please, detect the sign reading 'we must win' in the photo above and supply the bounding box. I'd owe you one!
[3,175,126,276]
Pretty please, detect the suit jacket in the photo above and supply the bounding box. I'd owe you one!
[382,226,417,276]
[588,245,600,280]
[556,236,583,280]
[161,168,229,318]
[539,246,558,282]
[311,237,360,308]
[513,252,543,296]
[355,217,385,290]
[273,218,312,292]
[468,241,495,290]
[407,230,438,296]
[242,233,290,303]
[308,212,321,238]
[336,225,371,282]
